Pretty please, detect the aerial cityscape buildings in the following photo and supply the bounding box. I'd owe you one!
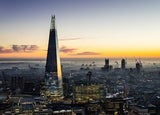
[0,15,160,115]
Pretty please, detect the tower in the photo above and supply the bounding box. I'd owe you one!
[43,16,63,100]
[104,58,109,71]
[121,59,126,69]
[136,62,142,73]
[105,58,109,67]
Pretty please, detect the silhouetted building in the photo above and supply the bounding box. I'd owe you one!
[42,16,63,100]
[105,58,109,67]
[121,59,126,69]
[136,62,142,73]
[102,58,112,71]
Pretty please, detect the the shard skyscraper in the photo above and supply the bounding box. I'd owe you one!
[43,16,63,100]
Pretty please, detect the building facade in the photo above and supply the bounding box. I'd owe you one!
[73,83,105,103]
[41,16,63,100]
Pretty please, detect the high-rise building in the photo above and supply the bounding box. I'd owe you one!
[121,59,126,69]
[105,58,109,67]
[101,58,112,71]
[136,62,142,73]
[42,16,63,100]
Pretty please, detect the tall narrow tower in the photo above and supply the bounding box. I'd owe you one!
[44,16,63,99]
[121,59,126,69]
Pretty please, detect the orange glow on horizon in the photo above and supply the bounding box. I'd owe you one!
[0,49,160,59]
[100,49,160,58]
[0,51,47,59]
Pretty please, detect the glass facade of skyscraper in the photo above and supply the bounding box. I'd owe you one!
[41,16,63,100]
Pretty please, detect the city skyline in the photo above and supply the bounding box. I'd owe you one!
[0,0,160,58]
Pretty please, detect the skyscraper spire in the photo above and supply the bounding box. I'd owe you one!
[42,15,63,100]
[50,15,55,30]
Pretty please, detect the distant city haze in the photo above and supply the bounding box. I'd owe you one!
[0,0,160,58]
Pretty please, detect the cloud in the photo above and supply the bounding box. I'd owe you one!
[59,38,81,41]
[12,45,38,52]
[60,46,77,53]
[76,51,100,55]
[0,46,13,53]
[0,45,39,54]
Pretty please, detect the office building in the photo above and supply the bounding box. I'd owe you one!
[102,58,112,71]
[73,82,105,103]
[121,59,126,69]
[42,16,63,100]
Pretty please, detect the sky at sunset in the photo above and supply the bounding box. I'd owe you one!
[0,0,160,59]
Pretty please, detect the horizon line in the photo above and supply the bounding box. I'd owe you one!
[0,57,160,61]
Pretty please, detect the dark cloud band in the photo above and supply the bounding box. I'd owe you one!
[76,52,100,55]
[60,46,77,53]
[0,45,39,53]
